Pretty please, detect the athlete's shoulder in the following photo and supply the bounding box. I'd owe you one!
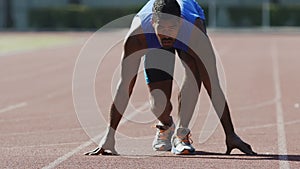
[124,18,147,53]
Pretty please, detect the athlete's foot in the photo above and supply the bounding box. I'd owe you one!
[171,128,195,155]
[225,134,257,155]
[152,119,175,151]
[84,147,119,156]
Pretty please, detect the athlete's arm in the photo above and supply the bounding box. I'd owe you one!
[186,18,256,155]
[85,24,147,155]
[111,28,147,127]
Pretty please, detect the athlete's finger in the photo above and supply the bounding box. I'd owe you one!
[84,147,104,156]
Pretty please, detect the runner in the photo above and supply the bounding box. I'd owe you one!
[85,0,256,155]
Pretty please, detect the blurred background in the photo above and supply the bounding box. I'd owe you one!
[1,0,300,31]
[0,2,300,168]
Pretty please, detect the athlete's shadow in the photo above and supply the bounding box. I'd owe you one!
[116,152,300,162]
[193,151,300,162]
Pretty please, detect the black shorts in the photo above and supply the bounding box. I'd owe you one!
[144,48,176,84]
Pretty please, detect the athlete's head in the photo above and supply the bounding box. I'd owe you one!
[152,0,181,49]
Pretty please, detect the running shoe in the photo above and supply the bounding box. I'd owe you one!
[171,128,195,155]
[152,120,175,151]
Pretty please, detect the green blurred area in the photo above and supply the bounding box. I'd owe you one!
[227,5,300,27]
[27,4,300,30]
[29,5,141,30]
[0,34,74,55]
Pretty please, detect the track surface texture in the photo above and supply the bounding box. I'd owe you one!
[0,30,299,169]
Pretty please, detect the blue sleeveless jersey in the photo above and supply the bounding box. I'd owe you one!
[136,0,206,52]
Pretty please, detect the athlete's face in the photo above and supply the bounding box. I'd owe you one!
[152,18,181,49]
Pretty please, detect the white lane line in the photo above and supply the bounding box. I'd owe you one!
[238,123,276,131]
[271,40,290,169]
[0,102,28,114]
[41,138,99,169]
[234,99,276,111]
[42,103,149,169]
[237,119,300,132]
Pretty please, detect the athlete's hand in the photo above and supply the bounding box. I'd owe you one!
[84,147,118,156]
[225,134,257,155]
[84,127,118,156]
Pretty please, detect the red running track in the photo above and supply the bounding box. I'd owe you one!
[0,31,299,169]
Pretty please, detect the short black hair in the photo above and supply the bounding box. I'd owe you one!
[152,0,181,22]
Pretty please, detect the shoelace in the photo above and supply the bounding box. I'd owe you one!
[152,124,171,141]
[180,133,193,145]
[158,130,169,141]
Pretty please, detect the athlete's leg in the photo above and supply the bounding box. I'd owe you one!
[169,19,206,155]
[176,50,202,128]
[144,48,176,125]
[168,50,202,155]
[174,18,206,129]
[144,48,176,151]
[148,80,173,125]
[148,79,175,151]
